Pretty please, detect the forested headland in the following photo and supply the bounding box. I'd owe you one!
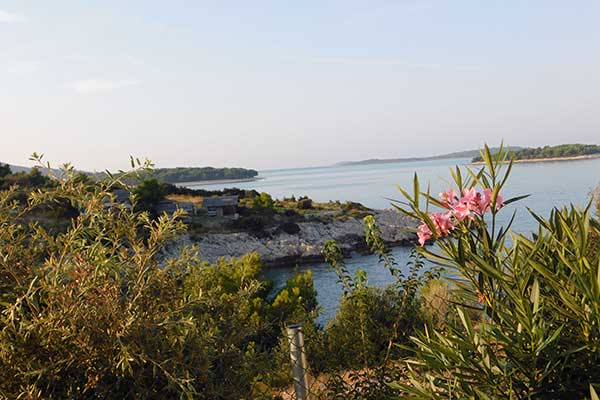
[99,166,259,184]
[472,143,600,162]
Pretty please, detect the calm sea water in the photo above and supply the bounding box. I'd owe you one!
[189,158,600,323]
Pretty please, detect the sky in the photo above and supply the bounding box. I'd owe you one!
[2,1,600,171]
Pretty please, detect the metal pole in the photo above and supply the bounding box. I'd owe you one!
[286,323,310,400]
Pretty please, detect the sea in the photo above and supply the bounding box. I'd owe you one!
[188,157,600,323]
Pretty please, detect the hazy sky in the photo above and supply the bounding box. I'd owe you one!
[2,1,600,171]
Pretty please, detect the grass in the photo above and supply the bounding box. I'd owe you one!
[166,194,205,208]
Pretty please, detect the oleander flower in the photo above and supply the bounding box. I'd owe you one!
[431,211,455,235]
[418,186,505,246]
[417,223,433,246]
[439,188,458,207]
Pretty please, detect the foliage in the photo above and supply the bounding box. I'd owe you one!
[164,184,259,199]
[0,158,316,399]
[473,143,600,162]
[232,215,267,234]
[325,285,419,369]
[297,197,313,210]
[0,166,54,191]
[319,220,437,371]
[419,279,452,330]
[152,166,258,183]
[100,166,259,184]
[277,222,301,235]
[393,144,600,399]
[319,364,407,400]
[271,270,319,322]
[593,185,600,217]
[131,178,165,212]
[253,192,274,209]
[0,163,11,179]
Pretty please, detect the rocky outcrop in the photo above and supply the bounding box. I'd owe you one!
[168,210,417,268]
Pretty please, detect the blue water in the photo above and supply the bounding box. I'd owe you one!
[190,158,600,323]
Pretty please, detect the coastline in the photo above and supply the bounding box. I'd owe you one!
[165,209,418,269]
[174,176,263,187]
[471,153,600,165]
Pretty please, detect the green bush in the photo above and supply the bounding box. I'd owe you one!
[393,145,600,398]
[0,166,54,191]
[253,192,274,209]
[131,178,165,212]
[297,197,313,210]
[324,285,419,369]
[0,160,316,399]
[319,225,435,373]
[233,215,267,234]
[419,279,451,330]
[0,163,11,179]
[278,221,301,235]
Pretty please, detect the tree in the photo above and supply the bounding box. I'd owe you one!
[253,192,274,209]
[132,178,165,212]
[395,145,600,398]
[0,163,11,179]
[297,197,313,210]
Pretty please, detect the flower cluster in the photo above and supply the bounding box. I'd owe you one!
[417,187,504,246]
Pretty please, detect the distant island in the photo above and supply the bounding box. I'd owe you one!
[0,163,259,185]
[93,167,259,185]
[337,146,523,167]
[147,167,258,184]
[472,144,600,163]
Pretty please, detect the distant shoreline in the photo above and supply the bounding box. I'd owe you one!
[471,153,600,165]
[175,177,263,187]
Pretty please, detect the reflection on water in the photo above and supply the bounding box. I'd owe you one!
[190,157,600,321]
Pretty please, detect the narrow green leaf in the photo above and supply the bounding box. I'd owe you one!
[413,173,420,209]
[591,384,599,400]
[530,279,540,314]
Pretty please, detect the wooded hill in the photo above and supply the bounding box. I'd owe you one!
[472,143,600,162]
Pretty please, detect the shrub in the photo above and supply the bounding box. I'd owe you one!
[0,166,54,191]
[253,192,274,209]
[297,197,313,210]
[131,178,165,212]
[278,221,301,235]
[320,226,435,373]
[324,285,418,369]
[419,278,451,330]
[233,215,267,233]
[393,145,600,398]
[0,163,11,178]
[0,160,317,399]
[283,208,299,218]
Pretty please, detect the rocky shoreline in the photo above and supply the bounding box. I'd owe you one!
[168,209,418,268]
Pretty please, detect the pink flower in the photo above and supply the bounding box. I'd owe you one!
[461,188,478,204]
[478,188,505,213]
[480,188,492,213]
[417,186,505,246]
[430,211,455,235]
[439,188,457,208]
[417,212,455,246]
[495,193,505,210]
[417,223,432,246]
[451,188,477,220]
[453,200,474,221]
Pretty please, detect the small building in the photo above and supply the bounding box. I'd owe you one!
[155,199,178,215]
[155,200,196,220]
[202,195,239,217]
[176,201,196,215]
